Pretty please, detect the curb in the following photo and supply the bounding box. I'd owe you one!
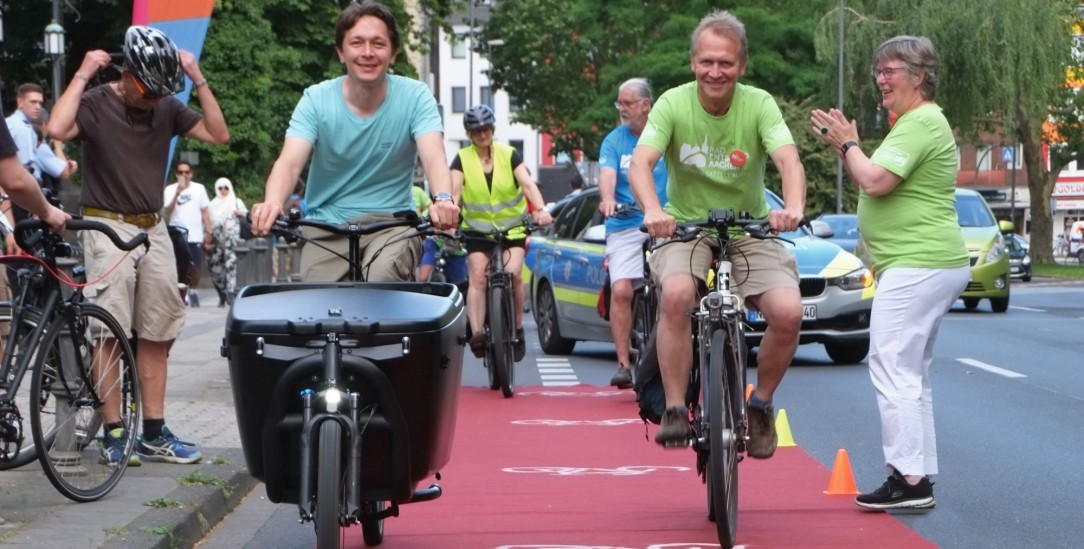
[101,448,258,549]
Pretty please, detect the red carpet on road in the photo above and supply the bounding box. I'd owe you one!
[342,386,937,548]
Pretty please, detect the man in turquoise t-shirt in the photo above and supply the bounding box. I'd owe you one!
[629,10,806,456]
[251,1,459,282]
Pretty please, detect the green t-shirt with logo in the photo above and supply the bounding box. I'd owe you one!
[637,82,794,222]
[859,103,968,272]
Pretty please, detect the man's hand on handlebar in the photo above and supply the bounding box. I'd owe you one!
[248,201,283,237]
[427,200,460,231]
[40,205,70,235]
[768,207,803,233]
[642,207,676,239]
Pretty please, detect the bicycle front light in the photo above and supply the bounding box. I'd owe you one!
[323,387,343,413]
[830,267,874,291]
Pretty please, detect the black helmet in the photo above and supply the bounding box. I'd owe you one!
[123,26,185,96]
[463,105,496,131]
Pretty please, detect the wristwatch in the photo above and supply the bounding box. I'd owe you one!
[841,140,860,157]
[433,192,453,202]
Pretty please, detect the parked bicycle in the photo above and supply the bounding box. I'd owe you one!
[649,209,794,548]
[458,220,537,399]
[225,209,466,548]
[0,218,146,502]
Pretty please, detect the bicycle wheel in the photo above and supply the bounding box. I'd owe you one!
[361,500,385,546]
[707,327,739,547]
[315,420,343,549]
[489,285,515,398]
[0,306,54,470]
[30,304,137,503]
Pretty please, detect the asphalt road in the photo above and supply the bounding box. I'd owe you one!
[197,280,1083,549]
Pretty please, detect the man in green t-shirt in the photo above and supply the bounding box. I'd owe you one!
[629,10,806,456]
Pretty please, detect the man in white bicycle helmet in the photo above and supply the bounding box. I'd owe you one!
[47,24,230,466]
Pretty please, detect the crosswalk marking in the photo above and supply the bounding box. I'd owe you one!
[537,357,580,386]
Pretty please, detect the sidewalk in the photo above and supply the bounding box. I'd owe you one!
[0,304,256,549]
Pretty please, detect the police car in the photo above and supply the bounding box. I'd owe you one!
[524,188,875,364]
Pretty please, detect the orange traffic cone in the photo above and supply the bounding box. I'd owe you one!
[824,449,860,495]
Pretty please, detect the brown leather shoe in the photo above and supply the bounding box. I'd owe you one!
[745,403,777,459]
[609,366,633,389]
[468,332,487,359]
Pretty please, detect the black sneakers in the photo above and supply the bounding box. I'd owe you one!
[856,469,936,510]
[745,403,777,459]
[609,365,633,389]
[654,406,692,446]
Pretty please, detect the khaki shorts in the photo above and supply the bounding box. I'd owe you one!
[648,234,798,299]
[82,218,186,341]
[299,213,423,282]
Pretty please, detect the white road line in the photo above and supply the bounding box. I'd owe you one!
[537,358,579,386]
[1009,305,1045,312]
[956,358,1027,379]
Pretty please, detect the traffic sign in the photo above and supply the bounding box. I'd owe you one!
[1003,147,1015,165]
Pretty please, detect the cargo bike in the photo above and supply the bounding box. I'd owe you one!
[222,210,467,547]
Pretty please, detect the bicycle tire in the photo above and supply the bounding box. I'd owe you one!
[31,304,137,502]
[630,285,657,372]
[707,327,739,547]
[489,285,515,398]
[315,420,343,549]
[361,500,386,546]
[0,306,56,470]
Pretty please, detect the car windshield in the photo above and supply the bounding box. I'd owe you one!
[955,194,997,228]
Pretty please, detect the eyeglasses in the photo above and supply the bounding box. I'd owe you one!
[470,126,494,135]
[216,186,228,190]
[871,66,908,80]
[129,73,161,101]
[614,99,643,110]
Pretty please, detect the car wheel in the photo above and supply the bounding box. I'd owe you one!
[1022,269,1031,282]
[963,298,980,310]
[534,282,575,355]
[824,340,869,364]
[990,296,1009,313]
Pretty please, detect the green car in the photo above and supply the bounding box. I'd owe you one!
[955,188,1010,313]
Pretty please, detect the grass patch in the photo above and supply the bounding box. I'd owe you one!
[104,526,128,537]
[210,455,231,465]
[144,497,182,509]
[143,525,178,549]
[179,470,226,488]
[1034,263,1084,279]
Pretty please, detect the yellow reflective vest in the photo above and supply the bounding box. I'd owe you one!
[458,143,527,240]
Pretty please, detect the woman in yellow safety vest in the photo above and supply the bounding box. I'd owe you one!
[453,105,552,362]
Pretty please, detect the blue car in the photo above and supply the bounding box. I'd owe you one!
[524,187,876,364]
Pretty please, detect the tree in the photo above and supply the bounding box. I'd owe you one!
[480,0,827,161]
[812,0,1080,263]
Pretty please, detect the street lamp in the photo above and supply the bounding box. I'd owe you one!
[44,21,65,104]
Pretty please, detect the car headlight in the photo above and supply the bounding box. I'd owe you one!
[985,235,1007,264]
[829,267,874,291]
[1022,255,1031,266]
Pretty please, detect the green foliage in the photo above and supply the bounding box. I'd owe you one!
[1,0,456,205]
[481,0,826,159]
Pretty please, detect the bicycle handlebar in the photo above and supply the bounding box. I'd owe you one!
[14,218,150,253]
[264,209,430,237]
[646,209,803,251]
[456,220,540,243]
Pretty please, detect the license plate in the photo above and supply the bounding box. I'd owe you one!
[747,305,816,323]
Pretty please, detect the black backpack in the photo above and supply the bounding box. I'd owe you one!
[634,328,665,424]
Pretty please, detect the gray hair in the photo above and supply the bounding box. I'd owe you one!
[690,10,747,61]
[618,77,653,103]
[873,35,940,100]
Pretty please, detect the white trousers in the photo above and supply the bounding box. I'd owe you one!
[868,266,970,476]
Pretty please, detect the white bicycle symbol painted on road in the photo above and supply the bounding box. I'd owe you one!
[502,465,690,476]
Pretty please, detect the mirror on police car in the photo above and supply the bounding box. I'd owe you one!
[583,224,607,244]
